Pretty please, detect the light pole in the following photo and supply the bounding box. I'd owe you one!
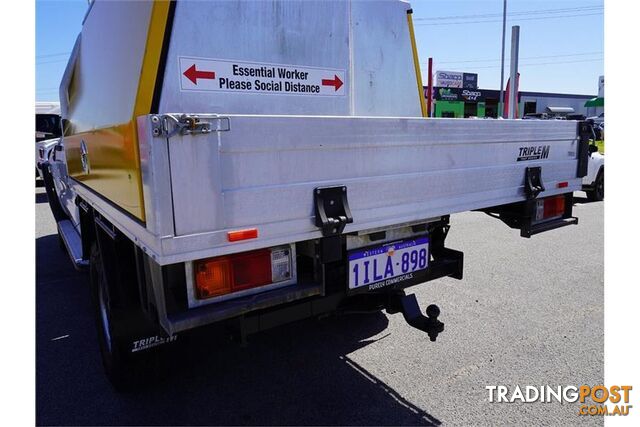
[498,0,507,118]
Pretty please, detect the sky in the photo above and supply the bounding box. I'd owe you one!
[35,0,604,102]
[411,0,603,95]
[36,0,86,102]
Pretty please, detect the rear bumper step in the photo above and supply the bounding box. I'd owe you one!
[521,217,578,238]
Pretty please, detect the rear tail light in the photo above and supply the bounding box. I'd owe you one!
[194,246,293,300]
[535,195,566,223]
[229,249,272,291]
[194,258,232,298]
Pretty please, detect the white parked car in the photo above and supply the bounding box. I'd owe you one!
[587,112,604,125]
[582,145,604,202]
[35,102,62,180]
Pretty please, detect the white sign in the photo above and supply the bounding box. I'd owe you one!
[179,57,345,96]
[598,75,604,98]
[436,70,463,88]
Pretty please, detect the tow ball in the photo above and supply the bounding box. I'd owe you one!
[387,292,444,341]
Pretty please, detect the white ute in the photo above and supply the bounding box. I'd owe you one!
[42,0,591,389]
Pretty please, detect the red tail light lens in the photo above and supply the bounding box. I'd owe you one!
[194,249,273,299]
[543,196,565,218]
[230,249,272,291]
[535,195,566,222]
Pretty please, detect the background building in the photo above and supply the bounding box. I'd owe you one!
[519,91,595,117]
[426,70,599,118]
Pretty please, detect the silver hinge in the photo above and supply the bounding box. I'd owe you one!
[150,114,230,138]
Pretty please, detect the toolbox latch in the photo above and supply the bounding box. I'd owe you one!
[314,186,353,237]
[151,114,229,138]
[524,166,545,199]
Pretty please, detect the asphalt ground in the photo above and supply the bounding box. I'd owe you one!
[36,183,603,426]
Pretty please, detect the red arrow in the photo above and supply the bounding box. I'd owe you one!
[183,64,216,85]
[322,74,343,91]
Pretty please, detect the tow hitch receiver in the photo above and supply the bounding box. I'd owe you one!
[388,292,444,341]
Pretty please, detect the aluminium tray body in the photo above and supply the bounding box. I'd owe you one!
[76,113,587,265]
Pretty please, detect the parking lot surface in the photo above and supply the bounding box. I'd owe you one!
[36,184,603,426]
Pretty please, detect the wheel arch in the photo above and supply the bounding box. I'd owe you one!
[78,199,145,310]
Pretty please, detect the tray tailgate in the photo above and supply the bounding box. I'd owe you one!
[166,115,581,238]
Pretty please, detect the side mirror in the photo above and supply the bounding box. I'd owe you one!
[588,144,599,154]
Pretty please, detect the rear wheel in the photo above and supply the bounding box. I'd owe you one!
[90,241,175,390]
[587,169,604,202]
[90,242,135,390]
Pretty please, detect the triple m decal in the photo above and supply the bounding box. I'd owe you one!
[517,145,550,162]
[131,335,177,353]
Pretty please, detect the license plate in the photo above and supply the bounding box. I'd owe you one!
[348,237,429,291]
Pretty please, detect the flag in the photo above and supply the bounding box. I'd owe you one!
[504,73,521,118]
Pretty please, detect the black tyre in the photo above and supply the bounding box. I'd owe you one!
[90,241,178,390]
[90,242,135,390]
[587,169,604,202]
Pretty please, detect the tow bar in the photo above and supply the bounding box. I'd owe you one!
[387,292,444,341]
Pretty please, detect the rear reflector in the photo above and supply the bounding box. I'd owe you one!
[194,246,292,300]
[227,228,258,242]
[557,181,569,188]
